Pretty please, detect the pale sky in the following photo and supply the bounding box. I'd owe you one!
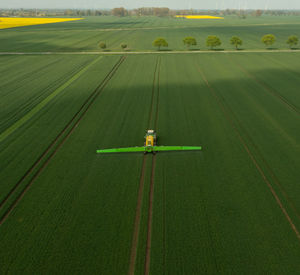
[1,0,300,10]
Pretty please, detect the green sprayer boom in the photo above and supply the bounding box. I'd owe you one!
[96,130,202,154]
[96,145,202,154]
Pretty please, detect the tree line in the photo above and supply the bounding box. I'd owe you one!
[98,35,299,51]
[152,35,299,50]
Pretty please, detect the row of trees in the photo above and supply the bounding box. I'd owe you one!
[153,35,299,50]
[98,35,298,51]
[99,42,128,51]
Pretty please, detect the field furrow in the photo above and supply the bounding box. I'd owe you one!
[0,56,126,224]
[0,55,160,274]
[195,60,300,240]
[227,55,300,114]
[0,55,96,132]
[0,24,300,273]
[0,55,120,200]
[149,54,300,274]
[128,57,160,275]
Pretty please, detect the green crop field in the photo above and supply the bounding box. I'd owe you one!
[0,15,300,274]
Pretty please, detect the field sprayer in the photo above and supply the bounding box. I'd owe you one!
[96,130,202,154]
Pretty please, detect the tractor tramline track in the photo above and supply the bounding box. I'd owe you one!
[128,57,161,275]
[211,56,300,220]
[144,155,157,275]
[196,62,300,241]
[127,56,202,274]
[228,56,300,115]
[0,56,126,225]
[144,57,161,275]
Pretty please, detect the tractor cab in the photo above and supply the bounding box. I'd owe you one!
[144,130,157,147]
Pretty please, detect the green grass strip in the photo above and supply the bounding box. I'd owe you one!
[0,56,103,143]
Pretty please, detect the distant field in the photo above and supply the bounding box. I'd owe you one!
[0,17,82,30]
[0,16,300,51]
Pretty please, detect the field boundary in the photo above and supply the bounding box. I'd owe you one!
[0,56,103,143]
[0,56,126,225]
[1,49,300,56]
[196,63,300,242]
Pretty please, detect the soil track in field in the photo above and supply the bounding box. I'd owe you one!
[128,156,147,275]
[196,63,300,242]
[0,56,126,225]
[147,59,160,128]
[144,155,157,275]
[144,58,161,275]
[128,57,161,275]
[210,57,300,221]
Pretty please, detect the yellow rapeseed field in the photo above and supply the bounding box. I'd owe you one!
[0,18,83,29]
[175,15,224,19]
